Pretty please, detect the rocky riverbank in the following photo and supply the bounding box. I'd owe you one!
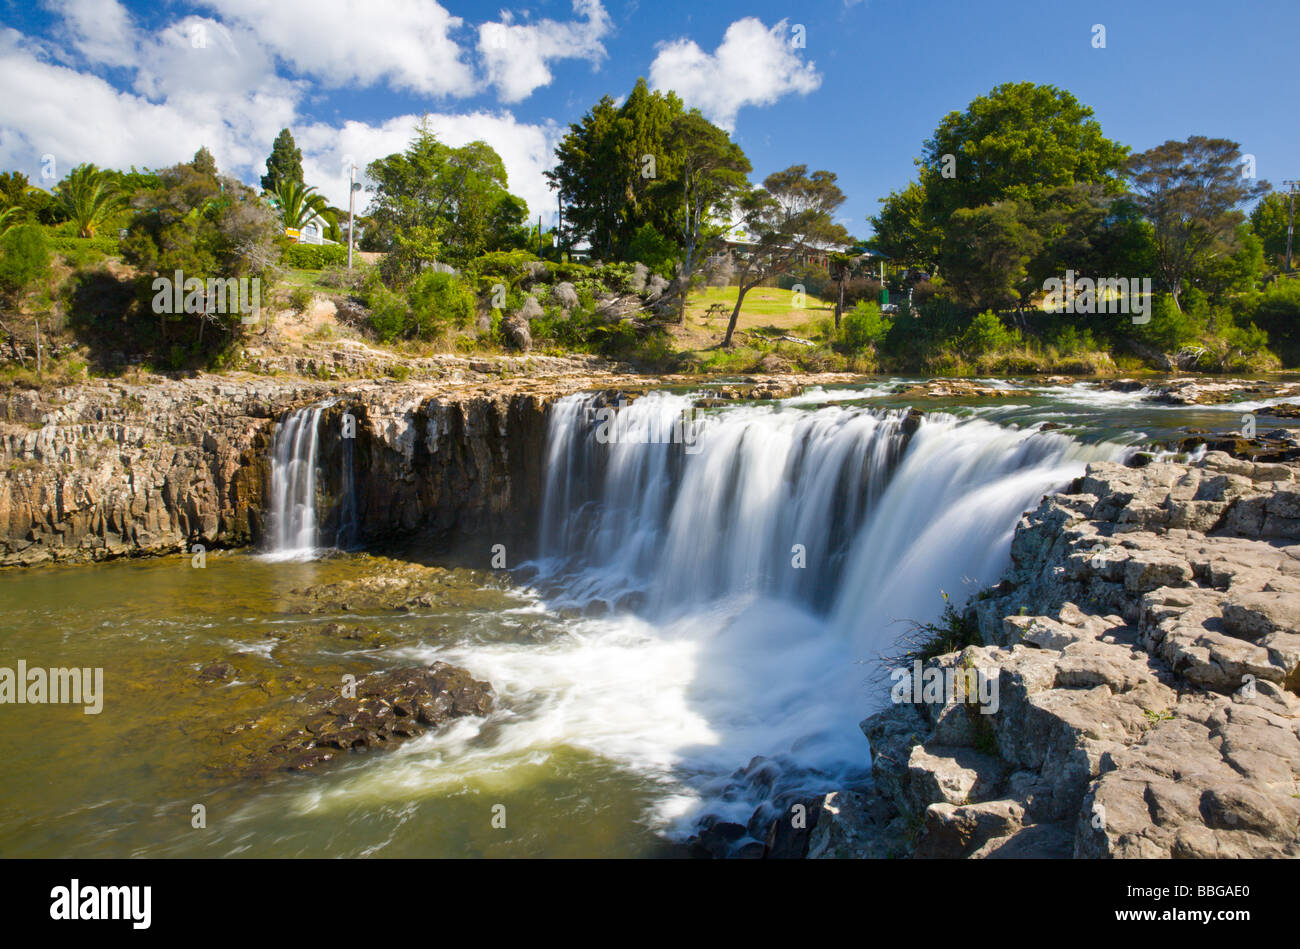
[735,451,1300,859]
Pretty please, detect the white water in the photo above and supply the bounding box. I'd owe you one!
[266,405,327,560]
[285,390,1131,837]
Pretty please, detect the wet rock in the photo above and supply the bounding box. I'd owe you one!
[239,661,493,778]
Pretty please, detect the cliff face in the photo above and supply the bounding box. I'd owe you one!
[0,368,625,567]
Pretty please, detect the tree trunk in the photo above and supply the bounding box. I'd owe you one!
[34,315,41,375]
[722,288,749,348]
[835,277,845,330]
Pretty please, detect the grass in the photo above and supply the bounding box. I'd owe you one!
[674,285,835,352]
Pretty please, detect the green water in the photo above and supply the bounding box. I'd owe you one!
[0,552,672,857]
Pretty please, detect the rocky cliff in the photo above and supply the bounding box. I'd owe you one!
[0,362,635,567]
[797,452,1300,859]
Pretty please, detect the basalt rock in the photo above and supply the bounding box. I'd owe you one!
[242,662,494,777]
[833,452,1300,859]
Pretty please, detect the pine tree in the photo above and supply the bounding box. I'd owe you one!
[192,146,217,177]
[261,128,303,194]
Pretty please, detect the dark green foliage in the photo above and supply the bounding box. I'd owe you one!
[283,243,348,270]
[262,128,304,194]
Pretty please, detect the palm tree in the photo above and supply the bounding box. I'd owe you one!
[0,205,19,235]
[54,164,124,238]
[268,180,332,231]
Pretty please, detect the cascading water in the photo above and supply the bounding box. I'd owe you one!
[515,391,1130,828]
[266,404,327,559]
[285,388,1133,840]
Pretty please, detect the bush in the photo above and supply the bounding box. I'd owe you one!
[367,286,408,342]
[47,234,120,263]
[283,243,348,270]
[958,310,1020,355]
[288,287,313,313]
[407,271,475,336]
[839,300,892,351]
[0,225,52,294]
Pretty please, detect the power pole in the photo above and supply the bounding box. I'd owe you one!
[1284,180,1298,273]
[347,163,358,270]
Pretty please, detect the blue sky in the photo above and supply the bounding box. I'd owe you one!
[1,0,1296,235]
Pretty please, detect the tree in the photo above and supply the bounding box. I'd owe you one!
[721,166,851,347]
[546,79,686,261]
[261,128,303,194]
[270,179,330,230]
[54,164,125,238]
[869,82,1128,275]
[1125,137,1268,309]
[364,122,528,278]
[652,109,751,320]
[939,200,1043,312]
[122,156,279,345]
[1249,190,1294,269]
[827,248,870,330]
[0,224,52,369]
[191,147,218,177]
[868,182,933,267]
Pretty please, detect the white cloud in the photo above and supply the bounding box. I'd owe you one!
[478,0,612,103]
[649,17,821,131]
[196,0,479,98]
[0,29,225,182]
[40,0,138,68]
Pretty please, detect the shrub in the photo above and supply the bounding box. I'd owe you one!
[407,271,475,336]
[367,286,408,342]
[288,287,313,313]
[0,225,52,294]
[958,310,1020,355]
[283,243,348,270]
[839,300,892,351]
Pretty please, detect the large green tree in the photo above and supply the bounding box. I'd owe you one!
[1249,190,1294,269]
[546,78,686,261]
[1125,136,1268,308]
[651,109,751,320]
[364,122,528,278]
[870,82,1129,277]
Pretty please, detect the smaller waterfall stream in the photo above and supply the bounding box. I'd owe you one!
[267,404,327,559]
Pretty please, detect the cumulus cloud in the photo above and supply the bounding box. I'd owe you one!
[40,0,138,68]
[649,17,821,130]
[196,0,479,98]
[0,29,226,182]
[478,0,612,103]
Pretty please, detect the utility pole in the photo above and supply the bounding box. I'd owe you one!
[347,163,358,270]
[1284,180,1298,273]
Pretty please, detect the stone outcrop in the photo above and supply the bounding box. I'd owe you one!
[233,662,495,777]
[851,452,1300,859]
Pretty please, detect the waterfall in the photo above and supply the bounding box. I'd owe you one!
[513,391,1130,828]
[266,404,327,559]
